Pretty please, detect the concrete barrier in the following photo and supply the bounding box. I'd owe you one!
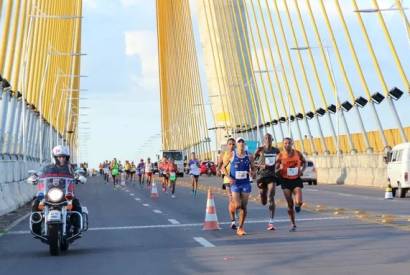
[310,153,388,188]
[0,160,38,216]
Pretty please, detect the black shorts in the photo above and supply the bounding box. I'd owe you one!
[279,178,303,191]
[191,175,199,179]
[256,176,277,186]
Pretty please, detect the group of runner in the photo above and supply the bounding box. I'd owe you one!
[217,134,306,236]
[157,156,180,198]
[98,134,305,236]
[98,158,155,187]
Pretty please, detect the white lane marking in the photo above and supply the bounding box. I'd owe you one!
[193,237,215,248]
[153,209,162,214]
[338,193,353,197]
[134,198,141,201]
[130,193,135,196]
[168,219,180,225]
[6,216,348,235]
[143,203,150,207]
[306,188,319,192]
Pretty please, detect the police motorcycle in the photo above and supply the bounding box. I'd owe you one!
[27,170,88,256]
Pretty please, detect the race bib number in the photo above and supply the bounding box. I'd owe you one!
[235,171,248,180]
[170,172,176,181]
[265,156,276,166]
[287,167,299,177]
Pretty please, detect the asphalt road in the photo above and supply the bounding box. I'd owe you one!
[1,175,410,275]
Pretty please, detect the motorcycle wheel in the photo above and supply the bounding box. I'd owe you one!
[48,224,61,256]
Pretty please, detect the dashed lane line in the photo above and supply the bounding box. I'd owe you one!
[193,237,215,248]
[153,209,163,214]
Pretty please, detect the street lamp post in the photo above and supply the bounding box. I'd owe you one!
[48,74,86,158]
[38,49,86,164]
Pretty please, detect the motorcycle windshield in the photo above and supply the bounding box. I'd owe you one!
[37,177,74,195]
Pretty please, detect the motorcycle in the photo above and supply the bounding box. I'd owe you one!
[27,171,88,256]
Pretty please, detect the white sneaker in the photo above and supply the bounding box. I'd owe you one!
[171,195,176,198]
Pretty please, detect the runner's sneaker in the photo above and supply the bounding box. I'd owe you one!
[230,222,237,230]
[236,227,247,236]
[289,225,297,232]
[267,223,276,231]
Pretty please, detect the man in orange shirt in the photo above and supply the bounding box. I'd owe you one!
[276,137,306,232]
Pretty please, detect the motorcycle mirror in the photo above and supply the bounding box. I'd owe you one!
[26,175,38,185]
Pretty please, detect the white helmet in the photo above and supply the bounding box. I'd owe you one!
[52,145,70,158]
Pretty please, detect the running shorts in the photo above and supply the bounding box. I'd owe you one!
[256,176,277,186]
[230,182,252,193]
[279,178,303,191]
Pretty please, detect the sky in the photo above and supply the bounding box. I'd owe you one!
[79,0,410,168]
[80,0,162,167]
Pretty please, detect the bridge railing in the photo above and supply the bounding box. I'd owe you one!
[0,81,62,216]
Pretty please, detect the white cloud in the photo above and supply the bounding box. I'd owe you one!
[124,30,159,91]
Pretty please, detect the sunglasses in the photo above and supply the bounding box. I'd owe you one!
[237,140,245,143]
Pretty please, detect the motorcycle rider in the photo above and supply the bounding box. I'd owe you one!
[31,145,82,235]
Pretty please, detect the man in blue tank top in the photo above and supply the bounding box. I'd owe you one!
[222,137,255,236]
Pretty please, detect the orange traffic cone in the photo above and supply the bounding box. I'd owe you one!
[203,188,220,230]
[151,181,159,199]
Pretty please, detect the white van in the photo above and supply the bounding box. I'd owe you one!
[386,143,410,198]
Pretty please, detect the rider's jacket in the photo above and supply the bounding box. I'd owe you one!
[36,164,76,196]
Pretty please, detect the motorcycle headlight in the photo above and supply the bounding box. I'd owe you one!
[47,188,64,202]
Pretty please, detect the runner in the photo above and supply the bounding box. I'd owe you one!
[130,161,136,182]
[137,159,145,186]
[111,158,120,186]
[99,163,103,175]
[103,161,110,183]
[254,133,280,231]
[145,157,154,186]
[217,138,237,230]
[124,160,131,181]
[222,137,254,236]
[276,137,306,232]
[158,157,168,190]
[167,158,178,198]
[188,152,201,197]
